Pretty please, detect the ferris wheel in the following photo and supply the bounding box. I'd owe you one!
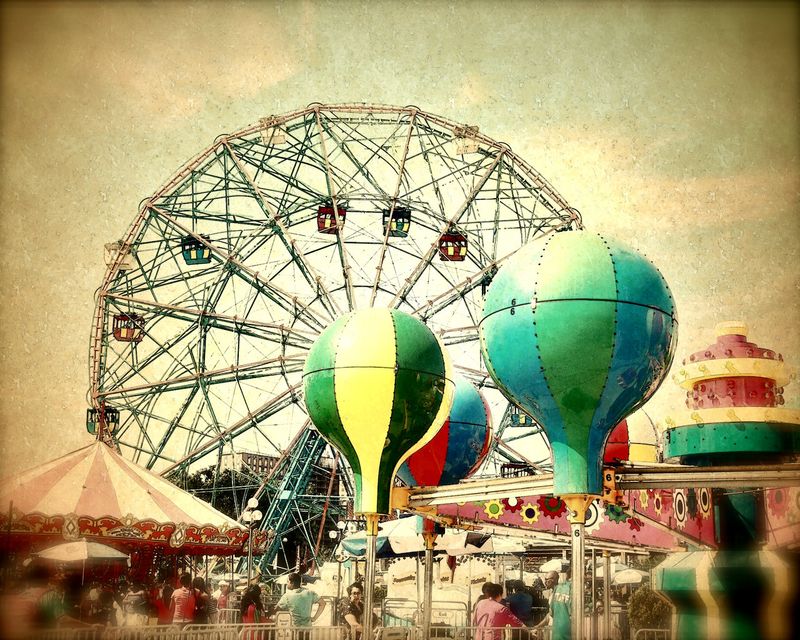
[88,104,580,516]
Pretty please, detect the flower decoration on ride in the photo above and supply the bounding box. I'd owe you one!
[537,496,566,519]
[767,488,789,519]
[520,502,540,525]
[652,492,663,516]
[502,497,523,513]
[628,517,643,531]
[483,499,505,519]
[638,490,649,509]
[604,503,629,524]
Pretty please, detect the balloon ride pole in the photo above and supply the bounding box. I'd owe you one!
[603,550,611,638]
[422,523,437,636]
[564,495,594,640]
[363,513,379,640]
[302,309,455,640]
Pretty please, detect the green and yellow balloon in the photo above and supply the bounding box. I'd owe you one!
[303,308,455,519]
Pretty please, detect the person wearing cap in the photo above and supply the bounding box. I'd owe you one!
[212,580,230,624]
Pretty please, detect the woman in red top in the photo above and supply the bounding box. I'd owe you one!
[192,577,210,625]
[240,584,263,623]
[240,585,264,640]
[154,583,173,625]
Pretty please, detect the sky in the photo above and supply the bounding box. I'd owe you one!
[1,1,798,477]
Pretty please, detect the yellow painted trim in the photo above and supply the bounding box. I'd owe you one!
[672,357,791,388]
[661,406,800,429]
[562,494,599,524]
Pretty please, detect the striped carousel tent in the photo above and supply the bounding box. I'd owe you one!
[0,441,264,555]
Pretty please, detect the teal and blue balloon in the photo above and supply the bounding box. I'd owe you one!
[479,230,677,496]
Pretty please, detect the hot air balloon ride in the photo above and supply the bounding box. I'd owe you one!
[479,229,677,637]
[604,410,659,464]
[396,374,492,488]
[303,307,454,637]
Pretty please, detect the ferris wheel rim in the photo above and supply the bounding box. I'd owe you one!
[89,102,573,477]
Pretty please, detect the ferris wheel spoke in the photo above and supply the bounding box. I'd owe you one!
[438,325,480,347]
[369,110,418,307]
[312,109,357,310]
[160,381,303,475]
[120,373,299,472]
[117,403,179,466]
[147,203,330,331]
[144,384,202,469]
[222,140,343,318]
[492,436,550,474]
[228,136,323,203]
[103,294,315,350]
[400,148,488,204]
[100,309,198,392]
[452,364,498,390]
[389,151,506,309]
[203,380,286,462]
[99,357,304,406]
[116,214,209,311]
[315,109,396,200]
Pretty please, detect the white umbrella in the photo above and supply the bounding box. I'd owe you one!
[594,562,630,578]
[34,539,128,563]
[540,558,570,573]
[612,568,649,586]
[34,539,129,585]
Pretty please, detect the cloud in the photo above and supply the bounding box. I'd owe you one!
[2,4,299,121]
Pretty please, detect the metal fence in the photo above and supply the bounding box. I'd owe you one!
[12,612,673,640]
[19,623,556,640]
[632,629,670,640]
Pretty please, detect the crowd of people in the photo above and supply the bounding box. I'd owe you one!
[3,561,584,639]
[0,564,246,637]
[0,561,388,640]
[471,571,572,640]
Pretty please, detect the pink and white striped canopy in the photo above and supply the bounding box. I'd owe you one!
[0,441,254,554]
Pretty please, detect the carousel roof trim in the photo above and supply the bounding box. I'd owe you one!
[0,441,259,554]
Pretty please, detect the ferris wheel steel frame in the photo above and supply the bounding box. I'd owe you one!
[88,103,579,569]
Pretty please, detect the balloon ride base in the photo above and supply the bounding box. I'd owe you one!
[653,549,797,640]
